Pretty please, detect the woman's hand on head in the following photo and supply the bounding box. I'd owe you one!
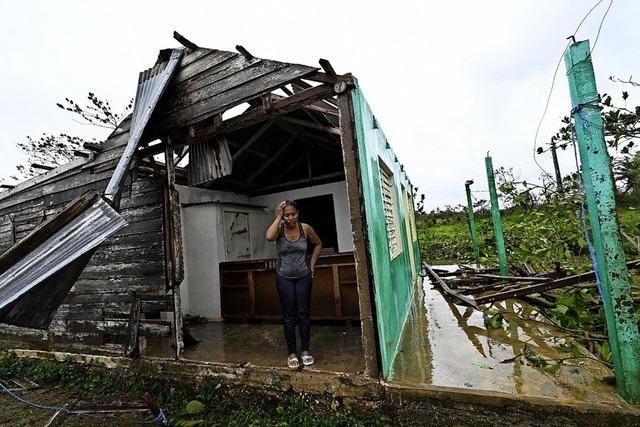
[276,201,286,218]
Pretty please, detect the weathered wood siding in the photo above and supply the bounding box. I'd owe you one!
[0,119,168,352]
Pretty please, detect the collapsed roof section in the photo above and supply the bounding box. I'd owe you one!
[152,47,319,133]
[136,41,350,194]
[0,35,352,329]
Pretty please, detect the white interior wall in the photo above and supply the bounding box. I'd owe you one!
[180,203,222,319]
[176,181,353,318]
[249,181,353,253]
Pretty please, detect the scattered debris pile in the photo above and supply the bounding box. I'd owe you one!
[423,261,640,365]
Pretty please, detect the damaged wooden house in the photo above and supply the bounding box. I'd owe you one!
[0,34,420,379]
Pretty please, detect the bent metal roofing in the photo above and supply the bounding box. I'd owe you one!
[0,42,325,329]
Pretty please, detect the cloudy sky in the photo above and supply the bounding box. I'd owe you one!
[0,0,637,210]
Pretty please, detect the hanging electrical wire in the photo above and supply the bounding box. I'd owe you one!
[532,0,613,177]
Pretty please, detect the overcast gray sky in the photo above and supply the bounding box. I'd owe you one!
[1,1,637,211]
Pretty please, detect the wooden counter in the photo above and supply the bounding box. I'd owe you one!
[219,253,360,321]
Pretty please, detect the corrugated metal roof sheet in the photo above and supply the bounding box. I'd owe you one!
[188,137,232,186]
[0,195,127,318]
[104,48,184,205]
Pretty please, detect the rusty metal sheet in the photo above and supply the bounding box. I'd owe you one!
[188,137,232,186]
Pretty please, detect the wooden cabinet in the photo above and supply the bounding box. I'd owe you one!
[220,253,359,321]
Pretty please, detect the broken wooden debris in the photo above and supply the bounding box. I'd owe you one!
[173,30,199,50]
[235,45,253,60]
[82,142,102,152]
[73,150,91,158]
[5,377,40,392]
[473,273,551,283]
[474,259,640,305]
[319,58,337,77]
[423,263,479,308]
[31,163,55,171]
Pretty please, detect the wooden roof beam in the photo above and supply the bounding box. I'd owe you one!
[280,115,340,135]
[173,31,199,51]
[31,163,55,171]
[274,120,341,152]
[236,45,254,60]
[292,80,338,108]
[247,133,297,184]
[256,171,345,194]
[231,120,274,161]
[140,82,343,157]
[319,59,337,78]
[271,89,338,116]
[83,142,102,152]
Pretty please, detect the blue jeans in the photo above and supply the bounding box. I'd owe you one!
[276,273,312,354]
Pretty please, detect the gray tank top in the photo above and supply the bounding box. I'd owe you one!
[276,223,310,278]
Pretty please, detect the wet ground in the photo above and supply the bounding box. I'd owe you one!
[145,321,365,373]
[390,267,626,405]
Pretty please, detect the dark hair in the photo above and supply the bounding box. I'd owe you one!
[283,200,298,210]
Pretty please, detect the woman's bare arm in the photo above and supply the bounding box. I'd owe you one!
[303,224,322,277]
[266,201,286,241]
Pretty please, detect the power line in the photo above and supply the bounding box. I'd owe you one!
[590,0,614,55]
[532,0,612,178]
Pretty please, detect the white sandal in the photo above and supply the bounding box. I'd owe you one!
[301,354,314,366]
[287,354,300,369]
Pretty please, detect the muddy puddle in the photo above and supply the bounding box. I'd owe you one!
[389,266,625,405]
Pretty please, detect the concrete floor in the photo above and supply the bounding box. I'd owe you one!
[145,321,365,373]
[390,269,628,406]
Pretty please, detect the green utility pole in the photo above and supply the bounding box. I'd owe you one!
[565,39,640,403]
[464,180,480,264]
[485,154,508,276]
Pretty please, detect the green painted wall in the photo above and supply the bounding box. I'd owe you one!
[351,84,421,377]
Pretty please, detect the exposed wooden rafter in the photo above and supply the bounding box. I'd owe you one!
[173,31,199,51]
[138,82,342,160]
[231,120,274,161]
[292,80,338,108]
[274,120,341,153]
[318,59,337,78]
[280,116,341,135]
[246,133,297,184]
[236,45,254,60]
[255,171,345,194]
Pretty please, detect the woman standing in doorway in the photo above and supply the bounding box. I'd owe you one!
[266,200,322,369]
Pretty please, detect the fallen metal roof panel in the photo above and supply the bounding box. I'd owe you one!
[0,194,128,322]
[104,48,184,205]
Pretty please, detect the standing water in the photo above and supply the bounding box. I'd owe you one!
[389,265,624,404]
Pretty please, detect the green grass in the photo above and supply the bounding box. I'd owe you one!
[0,354,387,427]
[418,203,640,364]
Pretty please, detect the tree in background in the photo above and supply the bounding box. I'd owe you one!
[539,78,640,197]
[10,93,132,180]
